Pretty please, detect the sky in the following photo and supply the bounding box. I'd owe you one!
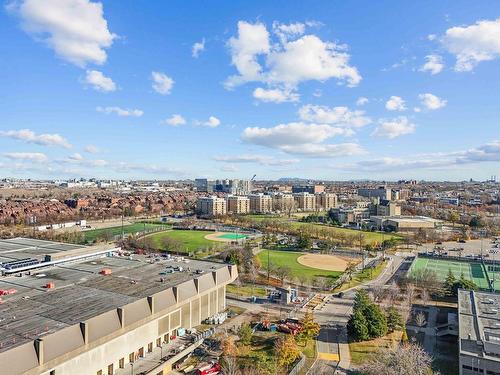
[0,0,499,181]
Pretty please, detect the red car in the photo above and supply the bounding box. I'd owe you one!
[196,361,221,375]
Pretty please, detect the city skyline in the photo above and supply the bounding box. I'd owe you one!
[0,0,499,181]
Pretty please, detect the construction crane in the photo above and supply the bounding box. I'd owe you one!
[251,174,256,181]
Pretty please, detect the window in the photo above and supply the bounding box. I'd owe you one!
[107,364,113,375]
[148,342,153,352]
[156,337,161,347]
[50,371,55,375]
[119,358,124,369]
[129,352,134,363]
[97,371,102,375]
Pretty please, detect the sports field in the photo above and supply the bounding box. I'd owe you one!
[218,233,247,239]
[258,249,343,282]
[148,230,221,253]
[83,222,169,243]
[484,264,500,291]
[410,257,490,290]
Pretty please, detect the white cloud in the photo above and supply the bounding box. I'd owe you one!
[356,97,369,106]
[113,162,185,176]
[10,0,116,67]
[298,104,371,127]
[151,71,174,95]
[84,145,99,153]
[162,114,186,126]
[221,165,239,172]
[225,20,361,94]
[442,18,500,71]
[3,152,47,162]
[372,116,416,139]
[420,54,444,75]
[85,70,116,92]
[253,87,299,103]
[427,34,437,41]
[192,38,205,58]
[214,154,299,166]
[418,93,447,110]
[347,140,500,171]
[0,129,71,148]
[68,152,83,161]
[96,106,143,117]
[195,116,221,128]
[278,143,365,158]
[385,96,406,111]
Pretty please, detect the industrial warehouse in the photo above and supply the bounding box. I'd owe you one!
[0,238,237,375]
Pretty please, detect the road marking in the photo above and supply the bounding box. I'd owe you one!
[317,352,340,361]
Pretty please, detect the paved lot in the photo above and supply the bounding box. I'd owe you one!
[415,238,498,257]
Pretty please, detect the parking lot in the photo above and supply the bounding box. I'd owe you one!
[416,238,500,258]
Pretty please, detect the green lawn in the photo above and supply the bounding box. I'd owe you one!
[335,261,387,291]
[83,222,169,243]
[349,331,402,365]
[147,230,221,253]
[258,249,342,282]
[227,283,267,297]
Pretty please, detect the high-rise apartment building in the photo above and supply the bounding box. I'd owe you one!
[272,193,295,213]
[248,194,273,214]
[196,196,227,217]
[294,192,316,211]
[226,195,250,214]
[315,192,338,211]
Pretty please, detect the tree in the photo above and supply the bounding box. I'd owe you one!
[451,273,478,296]
[237,323,253,346]
[469,216,484,228]
[415,311,427,328]
[221,333,238,357]
[274,335,300,368]
[275,266,291,286]
[444,268,456,296]
[386,307,404,333]
[348,309,370,341]
[296,233,312,249]
[161,236,183,253]
[359,343,434,375]
[363,303,388,338]
[297,312,320,345]
[448,211,459,227]
[354,289,371,311]
[220,356,240,375]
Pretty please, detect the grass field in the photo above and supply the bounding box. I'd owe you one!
[410,257,491,290]
[83,222,169,243]
[335,261,387,292]
[349,331,402,365]
[258,249,343,282]
[147,230,221,253]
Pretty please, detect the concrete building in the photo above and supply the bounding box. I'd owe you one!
[272,193,295,213]
[458,290,500,375]
[370,215,442,232]
[315,192,338,211]
[215,179,252,195]
[248,194,273,214]
[194,178,215,193]
[330,207,370,224]
[358,186,392,201]
[226,195,250,214]
[292,184,325,194]
[293,192,316,212]
[196,196,227,217]
[374,200,401,216]
[0,238,238,375]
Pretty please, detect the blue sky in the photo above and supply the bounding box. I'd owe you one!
[0,0,499,181]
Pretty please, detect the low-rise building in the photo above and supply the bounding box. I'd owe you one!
[196,196,227,217]
[458,290,500,375]
[370,215,442,232]
[358,186,392,201]
[226,195,250,214]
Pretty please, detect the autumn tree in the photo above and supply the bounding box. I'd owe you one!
[297,312,320,345]
[237,323,253,346]
[274,335,300,369]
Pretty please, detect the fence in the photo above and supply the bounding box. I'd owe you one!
[288,353,306,375]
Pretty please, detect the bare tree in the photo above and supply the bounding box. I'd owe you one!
[220,355,240,375]
[415,311,427,328]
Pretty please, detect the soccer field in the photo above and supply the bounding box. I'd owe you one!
[410,257,491,290]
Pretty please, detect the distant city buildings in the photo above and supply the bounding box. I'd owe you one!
[291,184,325,194]
[195,179,252,195]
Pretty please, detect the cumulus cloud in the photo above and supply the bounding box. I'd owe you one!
[0,129,71,148]
[9,0,116,67]
[68,152,83,161]
[418,93,447,110]
[85,70,116,92]
[298,104,371,127]
[225,20,361,97]
[213,154,299,166]
[151,71,174,95]
[84,145,99,154]
[346,140,500,171]
[372,117,416,139]
[420,54,444,75]
[385,96,406,111]
[356,97,369,106]
[96,106,143,117]
[241,122,361,158]
[3,152,47,162]
[162,114,186,126]
[253,87,299,103]
[113,162,185,176]
[442,18,500,71]
[192,38,205,58]
[195,116,221,128]
[59,153,107,167]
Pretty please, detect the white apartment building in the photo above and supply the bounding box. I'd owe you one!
[226,195,250,214]
[196,196,227,217]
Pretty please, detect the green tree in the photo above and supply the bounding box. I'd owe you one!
[451,273,478,296]
[386,307,404,333]
[237,323,253,346]
[347,309,369,342]
[444,268,456,296]
[296,233,312,249]
[297,312,320,345]
[353,289,371,310]
[363,303,388,338]
[469,216,484,228]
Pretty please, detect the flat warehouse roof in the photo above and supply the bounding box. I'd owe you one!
[0,244,229,353]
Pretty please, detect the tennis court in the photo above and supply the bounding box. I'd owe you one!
[217,233,247,240]
[484,263,500,292]
[410,257,491,290]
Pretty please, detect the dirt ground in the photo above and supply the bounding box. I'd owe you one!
[297,253,358,272]
[204,232,234,242]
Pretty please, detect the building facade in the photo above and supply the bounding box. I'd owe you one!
[226,195,250,214]
[272,193,295,213]
[315,192,338,211]
[248,194,273,214]
[294,192,316,212]
[196,196,227,217]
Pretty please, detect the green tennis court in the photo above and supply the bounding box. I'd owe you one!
[217,233,247,240]
[410,257,490,290]
[484,264,500,292]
